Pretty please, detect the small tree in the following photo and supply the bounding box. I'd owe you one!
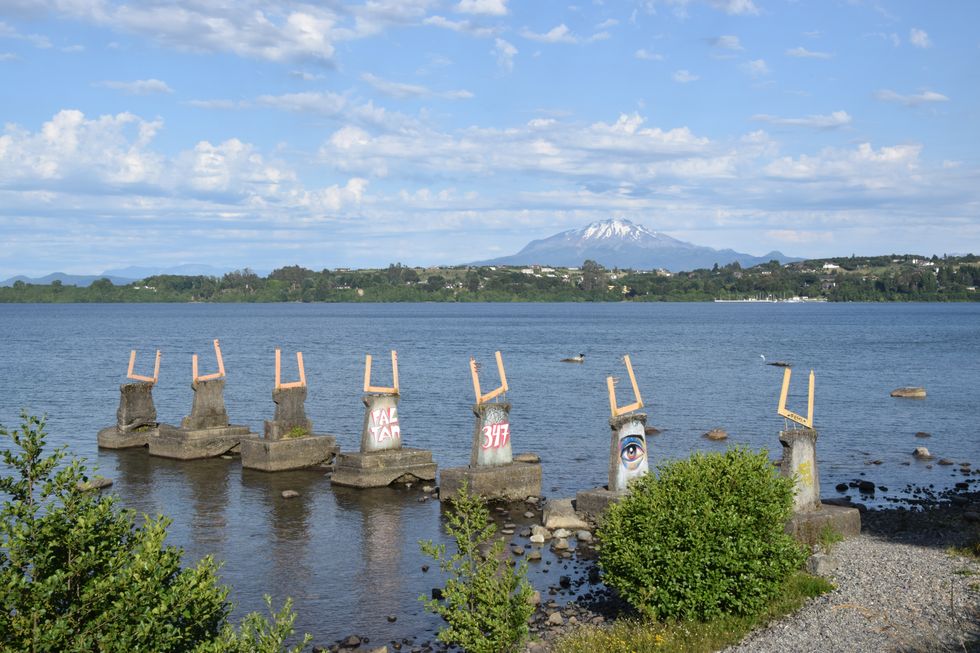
[0,412,310,653]
[420,482,534,653]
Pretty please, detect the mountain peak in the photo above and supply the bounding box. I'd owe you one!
[473,218,801,271]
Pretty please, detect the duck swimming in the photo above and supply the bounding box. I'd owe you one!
[561,353,585,363]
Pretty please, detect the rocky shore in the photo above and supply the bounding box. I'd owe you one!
[314,483,980,653]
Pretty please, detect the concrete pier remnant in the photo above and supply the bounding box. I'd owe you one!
[331,351,437,488]
[98,348,163,449]
[576,355,648,521]
[439,352,543,501]
[240,378,339,472]
[150,341,250,460]
[778,429,860,545]
[97,381,160,449]
[576,412,649,521]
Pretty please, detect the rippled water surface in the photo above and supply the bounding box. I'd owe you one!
[1,302,978,642]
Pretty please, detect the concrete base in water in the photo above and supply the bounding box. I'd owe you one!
[440,461,541,501]
[240,434,339,472]
[785,502,862,547]
[149,423,250,460]
[97,425,159,449]
[575,487,624,522]
[330,447,437,488]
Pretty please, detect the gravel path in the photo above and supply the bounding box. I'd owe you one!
[725,499,980,653]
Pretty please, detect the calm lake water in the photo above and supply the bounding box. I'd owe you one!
[1,302,978,643]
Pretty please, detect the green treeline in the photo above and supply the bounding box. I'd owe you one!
[2,255,979,303]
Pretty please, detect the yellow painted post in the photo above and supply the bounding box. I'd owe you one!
[127,349,161,384]
[471,351,508,404]
[776,366,814,428]
[607,355,644,418]
[364,350,399,394]
[193,339,226,383]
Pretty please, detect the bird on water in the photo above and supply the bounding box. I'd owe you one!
[760,354,791,367]
[561,353,585,363]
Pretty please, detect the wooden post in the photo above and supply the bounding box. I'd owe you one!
[607,354,643,418]
[777,366,815,428]
[193,339,226,383]
[364,350,399,394]
[471,350,509,404]
[127,349,161,384]
[275,349,306,390]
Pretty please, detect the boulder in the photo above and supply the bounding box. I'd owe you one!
[542,498,588,530]
[704,428,728,441]
[890,387,926,398]
[913,447,933,460]
[805,553,838,577]
[915,431,931,438]
[281,490,300,499]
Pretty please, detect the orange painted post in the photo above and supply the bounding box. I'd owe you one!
[364,350,399,394]
[470,351,509,404]
[607,355,643,418]
[127,349,161,384]
[275,349,306,390]
[193,339,226,383]
[777,366,815,428]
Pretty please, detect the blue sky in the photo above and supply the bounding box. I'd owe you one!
[1,0,978,276]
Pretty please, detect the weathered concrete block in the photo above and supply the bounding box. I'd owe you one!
[181,378,230,430]
[574,487,623,522]
[440,461,541,502]
[240,434,339,472]
[263,386,313,440]
[543,498,589,530]
[116,382,157,432]
[471,402,512,467]
[361,393,402,453]
[331,447,437,488]
[97,424,158,449]
[150,423,250,460]
[785,503,862,547]
[608,413,648,492]
[779,428,821,512]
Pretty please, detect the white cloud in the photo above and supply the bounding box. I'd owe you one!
[595,18,619,29]
[673,69,699,83]
[712,35,743,51]
[423,15,495,38]
[0,21,51,49]
[634,48,663,61]
[290,70,325,81]
[786,46,831,59]
[0,52,17,61]
[873,89,950,107]
[494,38,517,72]
[909,28,931,48]
[764,142,922,189]
[520,24,578,44]
[361,73,472,100]
[740,59,770,77]
[455,0,508,15]
[96,78,174,95]
[752,110,851,129]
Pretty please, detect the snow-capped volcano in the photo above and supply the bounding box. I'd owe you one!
[475,218,799,271]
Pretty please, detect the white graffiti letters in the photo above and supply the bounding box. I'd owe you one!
[370,406,401,443]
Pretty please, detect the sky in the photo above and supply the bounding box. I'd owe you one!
[1,0,978,277]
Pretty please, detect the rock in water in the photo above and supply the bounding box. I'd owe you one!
[891,387,926,398]
[704,428,728,441]
[281,490,300,499]
[913,447,933,460]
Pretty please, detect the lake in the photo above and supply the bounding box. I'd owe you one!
[1,302,978,644]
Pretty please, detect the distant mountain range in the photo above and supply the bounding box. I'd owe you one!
[0,264,238,288]
[475,218,800,271]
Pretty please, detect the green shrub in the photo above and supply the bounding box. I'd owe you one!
[597,447,805,621]
[0,412,309,653]
[419,481,534,653]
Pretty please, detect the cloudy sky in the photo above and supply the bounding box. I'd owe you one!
[1,0,978,276]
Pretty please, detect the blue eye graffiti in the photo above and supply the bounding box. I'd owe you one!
[619,434,646,472]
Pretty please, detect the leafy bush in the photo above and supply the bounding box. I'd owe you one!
[0,412,309,653]
[597,447,805,621]
[420,481,534,653]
